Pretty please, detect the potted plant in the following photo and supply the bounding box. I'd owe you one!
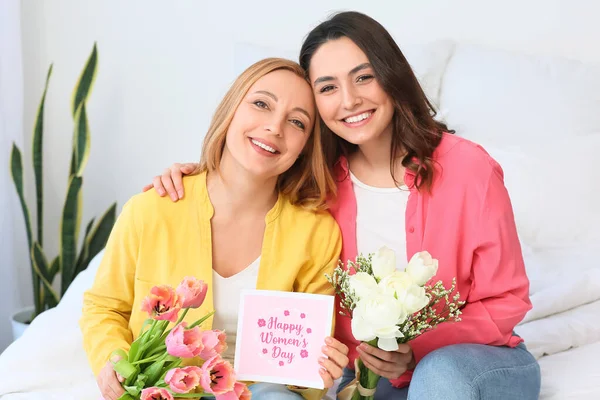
[9,43,116,339]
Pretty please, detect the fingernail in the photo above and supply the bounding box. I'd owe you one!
[318,357,325,364]
[177,190,184,199]
[325,337,333,344]
[158,188,165,196]
[170,193,178,202]
[319,368,326,374]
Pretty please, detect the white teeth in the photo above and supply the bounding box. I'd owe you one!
[251,139,276,153]
[344,111,372,123]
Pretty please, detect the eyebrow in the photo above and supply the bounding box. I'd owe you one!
[253,90,312,120]
[313,63,372,86]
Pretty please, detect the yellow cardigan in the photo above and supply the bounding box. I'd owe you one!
[79,172,341,398]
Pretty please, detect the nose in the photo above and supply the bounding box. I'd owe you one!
[341,84,362,110]
[263,113,285,137]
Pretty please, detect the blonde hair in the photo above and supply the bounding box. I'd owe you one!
[199,58,336,210]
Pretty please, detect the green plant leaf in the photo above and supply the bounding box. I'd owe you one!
[75,217,95,276]
[60,176,83,295]
[72,103,91,177]
[49,256,60,278]
[32,64,52,247]
[75,202,116,277]
[71,42,98,117]
[31,242,60,306]
[10,143,41,315]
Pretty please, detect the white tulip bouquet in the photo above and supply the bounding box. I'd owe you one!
[326,247,465,400]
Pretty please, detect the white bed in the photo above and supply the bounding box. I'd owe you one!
[2,40,599,399]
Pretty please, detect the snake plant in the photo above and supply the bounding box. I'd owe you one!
[10,43,116,320]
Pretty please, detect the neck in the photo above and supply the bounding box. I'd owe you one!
[350,124,406,186]
[207,152,279,217]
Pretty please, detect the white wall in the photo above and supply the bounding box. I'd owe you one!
[7,0,598,347]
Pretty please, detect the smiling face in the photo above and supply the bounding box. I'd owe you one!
[222,69,316,180]
[308,37,395,146]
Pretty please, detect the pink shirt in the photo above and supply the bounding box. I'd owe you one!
[328,133,531,388]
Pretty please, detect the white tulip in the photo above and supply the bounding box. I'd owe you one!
[351,293,407,352]
[372,246,397,281]
[349,272,380,300]
[405,251,439,286]
[379,271,413,297]
[398,284,430,315]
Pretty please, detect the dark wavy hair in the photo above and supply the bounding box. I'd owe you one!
[299,11,453,191]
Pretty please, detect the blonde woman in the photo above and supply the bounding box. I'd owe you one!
[80,58,349,400]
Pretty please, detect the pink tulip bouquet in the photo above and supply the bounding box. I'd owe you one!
[109,277,251,400]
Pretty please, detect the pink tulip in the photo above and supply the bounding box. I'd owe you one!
[200,356,236,395]
[199,330,227,360]
[216,382,252,400]
[166,322,204,358]
[177,277,208,309]
[140,387,174,400]
[165,366,202,394]
[140,285,182,322]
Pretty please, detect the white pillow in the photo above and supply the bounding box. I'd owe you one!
[482,135,600,249]
[440,43,600,147]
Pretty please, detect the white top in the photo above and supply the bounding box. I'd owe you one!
[211,257,260,364]
[351,172,411,269]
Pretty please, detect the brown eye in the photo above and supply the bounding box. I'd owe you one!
[290,119,306,130]
[254,100,269,109]
[356,74,374,83]
[319,85,335,93]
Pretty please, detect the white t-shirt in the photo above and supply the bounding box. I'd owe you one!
[351,172,411,269]
[211,257,260,364]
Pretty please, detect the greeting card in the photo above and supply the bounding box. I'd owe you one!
[234,290,335,389]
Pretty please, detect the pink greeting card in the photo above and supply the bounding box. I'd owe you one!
[234,290,335,389]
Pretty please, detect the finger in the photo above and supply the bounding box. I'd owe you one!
[117,373,125,383]
[319,356,343,380]
[319,367,334,388]
[180,162,198,173]
[142,184,153,192]
[170,164,185,199]
[160,168,178,202]
[325,336,349,355]
[360,356,398,381]
[396,343,412,354]
[358,342,395,362]
[107,373,125,398]
[322,344,349,371]
[152,176,166,196]
[356,347,394,374]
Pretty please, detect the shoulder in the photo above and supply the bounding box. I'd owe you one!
[121,174,204,227]
[433,133,504,187]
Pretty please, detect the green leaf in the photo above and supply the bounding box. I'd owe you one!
[113,358,138,380]
[71,42,98,117]
[72,103,91,177]
[32,64,52,247]
[10,143,41,315]
[31,242,60,306]
[75,217,95,275]
[49,256,60,277]
[60,176,83,295]
[75,203,116,277]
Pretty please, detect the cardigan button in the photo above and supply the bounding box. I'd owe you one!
[409,227,415,233]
